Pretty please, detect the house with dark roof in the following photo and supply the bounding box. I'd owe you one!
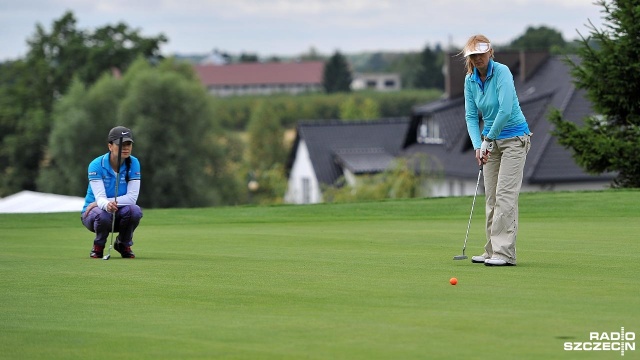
[284,51,614,204]
[193,61,403,97]
[193,61,325,97]
[285,118,410,204]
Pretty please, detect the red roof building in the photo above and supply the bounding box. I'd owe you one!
[193,61,325,96]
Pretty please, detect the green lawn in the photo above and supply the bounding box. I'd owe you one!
[1,190,638,359]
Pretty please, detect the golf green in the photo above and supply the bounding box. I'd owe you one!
[0,190,638,359]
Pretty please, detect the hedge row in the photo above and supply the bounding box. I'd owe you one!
[210,89,442,130]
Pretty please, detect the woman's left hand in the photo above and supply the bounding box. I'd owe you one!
[475,149,490,165]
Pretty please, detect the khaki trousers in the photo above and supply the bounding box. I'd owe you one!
[482,134,531,264]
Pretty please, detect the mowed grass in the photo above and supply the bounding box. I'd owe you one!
[0,190,638,359]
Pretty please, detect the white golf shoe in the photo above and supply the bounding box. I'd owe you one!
[484,257,515,266]
[471,255,487,263]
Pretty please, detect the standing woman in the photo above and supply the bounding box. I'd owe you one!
[81,126,143,258]
[462,35,532,266]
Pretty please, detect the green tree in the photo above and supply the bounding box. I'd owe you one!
[41,57,240,208]
[25,11,166,111]
[246,163,288,205]
[323,51,352,93]
[0,11,166,196]
[414,45,444,90]
[247,101,286,171]
[389,52,421,89]
[364,52,388,72]
[80,23,167,84]
[509,26,567,54]
[549,0,640,187]
[339,96,381,120]
[120,59,235,208]
[0,59,48,196]
[246,101,287,204]
[37,76,126,195]
[239,53,259,63]
[216,131,246,205]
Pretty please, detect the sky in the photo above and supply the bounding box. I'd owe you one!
[0,0,606,62]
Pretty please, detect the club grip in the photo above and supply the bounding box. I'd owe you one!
[116,136,123,168]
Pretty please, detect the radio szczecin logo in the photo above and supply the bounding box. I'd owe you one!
[564,327,635,356]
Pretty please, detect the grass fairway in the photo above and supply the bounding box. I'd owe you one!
[1,190,638,359]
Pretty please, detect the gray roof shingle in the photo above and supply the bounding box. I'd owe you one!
[287,118,410,185]
[334,148,396,174]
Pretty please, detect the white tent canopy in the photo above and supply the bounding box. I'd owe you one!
[0,191,84,213]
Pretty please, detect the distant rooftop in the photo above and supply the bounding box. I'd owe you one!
[193,61,324,87]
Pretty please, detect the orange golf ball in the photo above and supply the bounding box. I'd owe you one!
[450,277,458,285]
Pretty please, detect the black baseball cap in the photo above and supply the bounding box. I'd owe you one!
[108,126,134,144]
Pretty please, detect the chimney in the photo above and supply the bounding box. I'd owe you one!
[443,53,466,99]
[519,51,550,82]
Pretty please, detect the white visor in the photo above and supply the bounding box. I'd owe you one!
[464,42,491,57]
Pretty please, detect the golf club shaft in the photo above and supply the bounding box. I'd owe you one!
[461,166,483,254]
[107,136,124,256]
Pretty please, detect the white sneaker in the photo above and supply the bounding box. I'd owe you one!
[471,256,487,263]
[484,257,515,266]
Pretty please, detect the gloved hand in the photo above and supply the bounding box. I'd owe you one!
[480,139,494,156]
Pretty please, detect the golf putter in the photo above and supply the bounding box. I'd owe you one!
[453,165,483,260]
[104,136,123,260]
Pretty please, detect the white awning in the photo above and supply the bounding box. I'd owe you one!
[0,191,85,213]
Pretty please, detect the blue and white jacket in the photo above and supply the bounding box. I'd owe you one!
[464,59,531,149]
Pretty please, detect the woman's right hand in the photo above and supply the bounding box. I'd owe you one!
[106,201,118,213]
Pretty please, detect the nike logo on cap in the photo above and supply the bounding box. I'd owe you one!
[121,132,129,135]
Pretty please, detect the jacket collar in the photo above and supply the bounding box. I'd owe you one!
[471,59,495,83]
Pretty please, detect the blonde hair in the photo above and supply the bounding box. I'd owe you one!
[459,34,494,74]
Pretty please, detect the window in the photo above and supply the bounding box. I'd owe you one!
[417,117,443,144]
[302,178,310,204]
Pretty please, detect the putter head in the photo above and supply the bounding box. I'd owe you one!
[103,254,110,260]
[453,255,468,260]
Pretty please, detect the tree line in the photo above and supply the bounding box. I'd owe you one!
[0,11,443,206]
[1,1,637,209]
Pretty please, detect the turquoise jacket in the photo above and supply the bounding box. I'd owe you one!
[82,153,141,213]
[464,59,530,149]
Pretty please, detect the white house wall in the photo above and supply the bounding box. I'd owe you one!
[430,179,611,198]
[521,181,611,192]
[352,73,402,91]
[284,140,323,204]
[207,84,322,97]
[428,178,481,198]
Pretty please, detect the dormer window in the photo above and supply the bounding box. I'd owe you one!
[417,117,443,144]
